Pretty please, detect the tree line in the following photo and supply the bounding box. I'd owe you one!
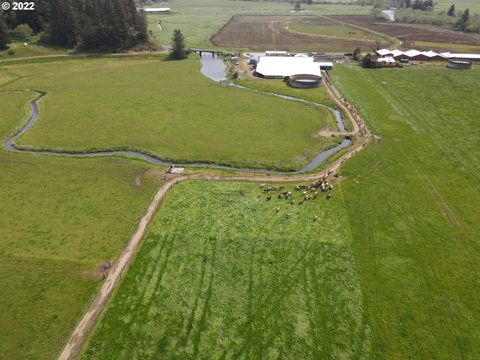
[0,0,149,51]
[395,0,433,11]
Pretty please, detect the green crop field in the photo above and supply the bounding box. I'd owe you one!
[82,180,372,359]
[147,0,373,49]
[331,64,480,358]
[0,90,162,359]
[5,55,338,171]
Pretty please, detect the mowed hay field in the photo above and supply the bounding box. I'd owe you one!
[332,64,480,357]
[0,90,162,359]
[6,56,338,171]
[210,15,392,52]
[82,180,372,359]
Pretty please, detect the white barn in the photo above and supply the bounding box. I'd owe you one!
[255,56,321,78]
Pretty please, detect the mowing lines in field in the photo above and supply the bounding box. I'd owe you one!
[82,181,373,359]
[368,69,480,184]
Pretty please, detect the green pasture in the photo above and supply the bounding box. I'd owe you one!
[6,55,338,171]
[0,91,161,359]
[83,180,372,359]
[147,0,373,49]
[0,42,68,60]
[331,63,480,358]
[236,76,336,108]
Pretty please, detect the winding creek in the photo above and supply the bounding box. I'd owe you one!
[4,55,352,174]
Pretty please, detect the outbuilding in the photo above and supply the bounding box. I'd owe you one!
[265,51,290,57]
[318,61,334,71]
[441,52,480,62]
[376,56,396,67]
[143,7,170,13]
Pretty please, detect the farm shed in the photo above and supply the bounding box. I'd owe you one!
[265,51,290,57]
[318,61,334,71]
[441,52,480,62]
[255,56,321,78]
[143,7,170,13]
[376,56,396,67]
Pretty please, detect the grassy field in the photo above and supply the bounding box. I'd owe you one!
[148,0,373,49]
[436,0,480,12]
[5,55,338,171]
[0,42,69,60]
[0,90,162,359]
[236,77,335,108]
[82,180,372,359]
[331,64,480,358]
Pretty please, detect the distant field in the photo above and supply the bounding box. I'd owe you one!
[210,15,392,52]
[286,17,386,42]
[147,0,373,49]
[82,180,372,359]
[331,64,480,358]
[7,55,338,171]
[330,15,480,49]
[0,91,161,359]
[436,0,480,12]
[414,40,480,52]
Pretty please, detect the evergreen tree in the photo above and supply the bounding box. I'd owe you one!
[0,12,10,50]
[170,29,187,60]
[455,8,470,30]
[447,3,455,17]
[48,0,78,47]
[353,48,361,61]
[135,10,149,43]
[362,53,376,68]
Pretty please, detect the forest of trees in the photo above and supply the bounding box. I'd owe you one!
[0,0,149,50]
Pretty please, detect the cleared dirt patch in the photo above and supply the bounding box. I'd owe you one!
[210,15,391,52]
[329,15,480,49]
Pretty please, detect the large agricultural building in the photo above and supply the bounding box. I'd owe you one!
[255,56,322,78]
[376,49,480,62]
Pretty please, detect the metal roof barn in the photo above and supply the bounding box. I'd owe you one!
[255,56,321,78]
[143,7,170,12]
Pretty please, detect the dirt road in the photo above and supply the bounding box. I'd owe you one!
[58,176,188,360]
